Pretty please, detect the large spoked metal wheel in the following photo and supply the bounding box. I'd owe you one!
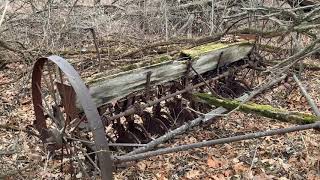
[31,56,112,179]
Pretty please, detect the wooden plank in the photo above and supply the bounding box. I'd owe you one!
[82,41,253,108]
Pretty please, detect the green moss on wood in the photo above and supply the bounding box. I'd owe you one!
[181,42,228,60]
[120,64,138,71]
[140,55,173,66]
[195,93,318,125]
[85,41,250,85]
[85,54,173,85]
[158,55,172,62]
[181,41,250,60]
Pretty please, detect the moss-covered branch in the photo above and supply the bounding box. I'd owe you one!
[195,93,318,124]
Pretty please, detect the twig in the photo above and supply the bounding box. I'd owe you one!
[88,28,103,72]
[249,141,259,170]
[114,122,320,163]
[74,156,90,179]
[0,160,40,178]
[270,38,320,71]
[0,124,40,138]
[124,75,284,156]
[275,46,320,77]
[293,74,320,117]
[42,151,51,178]
[66,137,146,147]
[190,65,221,98]
[0,0,8,27]
[0,150,16,155]
[125,105,233,156]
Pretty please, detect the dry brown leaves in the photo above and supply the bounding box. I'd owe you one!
[114,66,320,179]
[1,58,320,179]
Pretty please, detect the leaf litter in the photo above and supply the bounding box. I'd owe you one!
[0,56,320,179]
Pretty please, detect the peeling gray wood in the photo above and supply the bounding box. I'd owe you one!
[81,42,253,108]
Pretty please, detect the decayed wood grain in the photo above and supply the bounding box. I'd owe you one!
[82,41,253,108]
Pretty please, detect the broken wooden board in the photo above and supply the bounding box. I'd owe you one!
[82,41,253,108]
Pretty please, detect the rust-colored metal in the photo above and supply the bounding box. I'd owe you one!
[32,60,49,141]
[32,55,112,180]
[190,65,219,97]
[184,59,192,88]
[29,43,320,172]
[216,52,223,75]
[144,71,152,101]
[56,82,78,123]
[32,54,251,178]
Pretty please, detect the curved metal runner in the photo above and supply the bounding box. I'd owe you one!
[32,55,113,179]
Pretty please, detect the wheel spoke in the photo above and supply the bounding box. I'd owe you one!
[42,64,58,106]
[46,62,59,107]
[38,105,61,128]
[37,82,64,128]
[69,114,86,133]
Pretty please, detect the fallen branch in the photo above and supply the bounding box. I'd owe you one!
[116,25,258,59]
[0,160,40,178]
[117,40,185,59]
[0,0,8,27]
[303,60,320,71]
[125,104,235,156]
[224,74,287,116]
[268,59,320,71]
[114,122,320,163]
[0,124,40,138]
[271,38,320,70]
[293,74,320,117]
[195,93,318,125]
[124,75,286,156]
[88,28,103,71]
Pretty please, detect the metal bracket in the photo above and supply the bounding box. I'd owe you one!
[217,52,224,75]
[190,65,220,98]
[144,71,152,101]
[184,60,192,88]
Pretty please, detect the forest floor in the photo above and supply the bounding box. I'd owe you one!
[0,43,320,179]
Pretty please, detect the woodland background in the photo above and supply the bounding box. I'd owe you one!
[0,0,320,179]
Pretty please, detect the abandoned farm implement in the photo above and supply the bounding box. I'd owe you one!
[30,40,320,179]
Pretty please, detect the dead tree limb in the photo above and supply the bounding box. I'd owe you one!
[114,122,320,163]
[88,28,103,72]
[125,104,236,156]
[270,39,320,71]
[125,75,286,156]
[196,93,318,125]
[293,74,320,117]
